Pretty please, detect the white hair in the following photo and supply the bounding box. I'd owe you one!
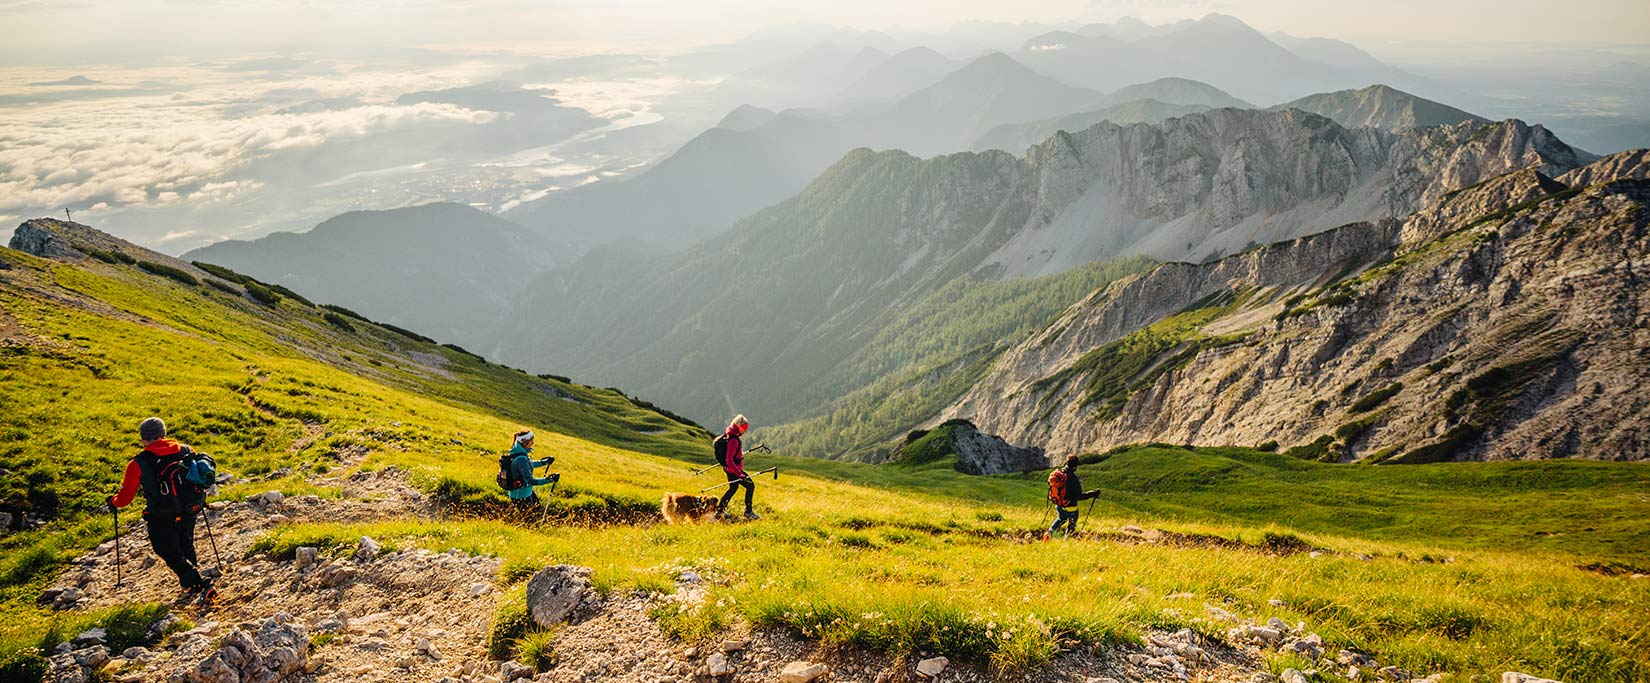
[730,414,748,428]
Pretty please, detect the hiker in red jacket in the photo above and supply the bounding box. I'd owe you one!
[716,415,759,520]
[107,417,216,602]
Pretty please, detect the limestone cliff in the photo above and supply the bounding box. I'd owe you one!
[945,153,1650,462]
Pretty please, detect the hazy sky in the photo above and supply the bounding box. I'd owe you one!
[3,0,1648,63]
[3,0,1646,250]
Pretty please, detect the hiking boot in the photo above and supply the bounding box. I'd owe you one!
[197,584,219,606]
[742,511,760,521]
[179,582,208,603]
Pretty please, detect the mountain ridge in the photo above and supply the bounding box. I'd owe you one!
[184,203,560,350]
[496,110,1593,448]
[944,153,1650,463]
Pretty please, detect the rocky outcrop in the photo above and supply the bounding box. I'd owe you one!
[9,220,84,260]
[947,151,1650,462]
[9,218,211,278]
[1558,148,1650,187]
[168,615,310,683]
[889,419,1046,474]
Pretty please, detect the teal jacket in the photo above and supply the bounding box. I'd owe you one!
[506,443,556,499]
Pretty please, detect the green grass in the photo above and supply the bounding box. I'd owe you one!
[1,241,1648,682]
[764,256,1155,460]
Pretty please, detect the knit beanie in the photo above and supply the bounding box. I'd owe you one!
[139,417,166,441]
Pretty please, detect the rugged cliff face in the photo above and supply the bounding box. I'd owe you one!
[946,151,1650,463]
[500,111,1590,441]
[983,112,1589,276]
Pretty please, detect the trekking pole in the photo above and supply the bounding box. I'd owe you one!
[695,467,778,493]
[201,508,226,574]
[692,444,769,476]
[1078,497,1097,536]
[111,505,123,588]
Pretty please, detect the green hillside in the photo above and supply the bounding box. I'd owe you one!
[2,224,1648,682]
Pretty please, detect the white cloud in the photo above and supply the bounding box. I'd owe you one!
[0,60,506,218]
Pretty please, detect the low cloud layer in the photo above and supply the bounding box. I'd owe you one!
[0,98,497,215]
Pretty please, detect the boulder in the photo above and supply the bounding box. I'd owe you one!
[706,653,732,677]
[779,661,829,683]
[70,628,106,649]
[1281,669,1310,683]
[1501,674,1561,683]
[353,536,380,562]
[294,547,318,571]
[417,638,443,661]
[720,639,748,652]
[916,656,948,678]
[500,660,534,681]
[525,565,592,628]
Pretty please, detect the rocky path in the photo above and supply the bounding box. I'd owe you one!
[39,466,1504,683]
[41,467,505,683]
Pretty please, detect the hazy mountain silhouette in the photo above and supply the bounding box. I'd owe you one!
[508,52,1100,253]
[186,203,561,349]
[1275,84,1488,130]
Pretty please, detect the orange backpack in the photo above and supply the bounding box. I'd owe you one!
[1047,469,1070,507]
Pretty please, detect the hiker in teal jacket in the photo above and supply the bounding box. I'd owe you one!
[505,430,558,505]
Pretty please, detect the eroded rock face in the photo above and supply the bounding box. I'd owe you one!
[947,421,1047,474]
[9,221,82,260]
[949,153,1650,462]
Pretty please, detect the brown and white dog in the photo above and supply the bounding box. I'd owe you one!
[661,493,720,524]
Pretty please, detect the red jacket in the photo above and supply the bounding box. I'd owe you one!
[111,439,183,509]
[722,425,746,478]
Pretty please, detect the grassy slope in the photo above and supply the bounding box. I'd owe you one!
[2,243,1648,682]
[763,256,1156,461]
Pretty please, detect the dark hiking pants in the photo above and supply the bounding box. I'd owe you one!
[719,471,755,513]
[146,512,206,590]
[1049,508,1079,535]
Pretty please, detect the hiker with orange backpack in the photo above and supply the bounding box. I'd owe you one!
[106,417,219,603]
[1046,456,1099,539]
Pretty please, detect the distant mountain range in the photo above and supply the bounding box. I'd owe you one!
[185,203,560,349]
[1017,14,1431,105]
[493,109,1593,445]
[506,52,1102,253]
[1275,84,1487,131]
[973,99,1212,153]
[973,77,1247,152]
[506,14,1473,256]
